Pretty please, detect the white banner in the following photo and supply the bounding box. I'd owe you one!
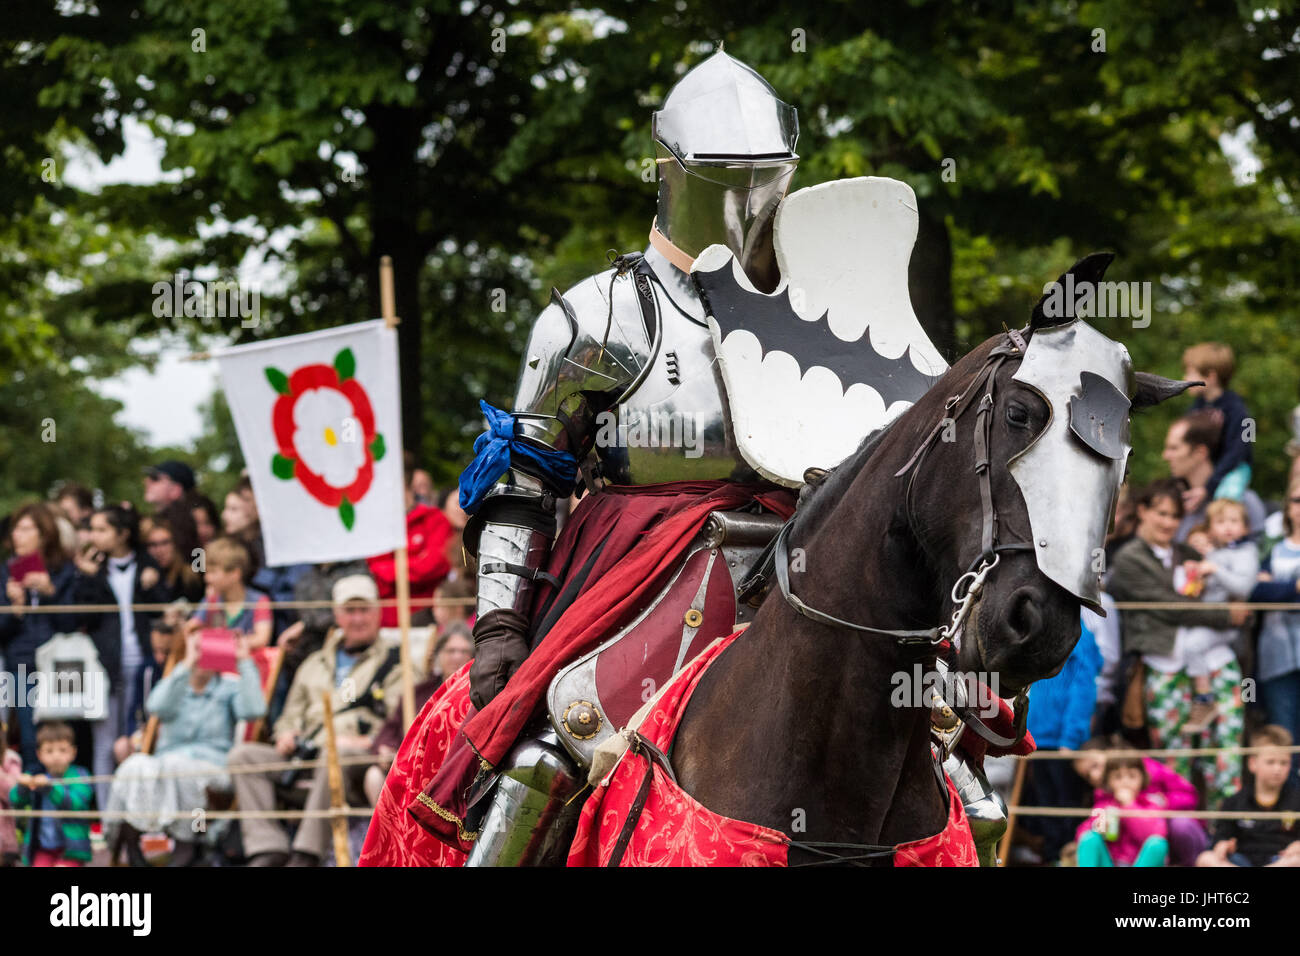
[215,320,405,566]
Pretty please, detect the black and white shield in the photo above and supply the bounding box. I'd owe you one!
[691,176,948,487]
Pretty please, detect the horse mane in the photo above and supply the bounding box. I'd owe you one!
[793,336,1007,533]
[794,420,897,528]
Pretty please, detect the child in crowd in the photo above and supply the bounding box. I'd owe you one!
[1182,342,1253,502]
[1075,754,1170,867]
[7,721,94,866]
[1074,737,1207,865]
[0,732,22,865]
[188,537,272,649]
[1178,500,1259,732]
[1197,725,1300,867]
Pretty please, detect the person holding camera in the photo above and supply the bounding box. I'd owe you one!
[106,622,265,866]
[226,574,402,867]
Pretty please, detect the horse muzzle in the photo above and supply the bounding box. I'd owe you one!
[962,581,1078,697]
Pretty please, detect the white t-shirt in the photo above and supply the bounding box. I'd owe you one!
[106,555,142,678]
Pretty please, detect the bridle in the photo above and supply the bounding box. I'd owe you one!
[756,329,1036,643]
[894,326,1039,645]
[742,328,1040,748]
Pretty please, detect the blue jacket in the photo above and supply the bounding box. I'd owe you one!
[0,562,80,665]
[1191,390,1253,497]
[250,562,309,641]
[1250,545,1300,683]
[1028,615,1104,749]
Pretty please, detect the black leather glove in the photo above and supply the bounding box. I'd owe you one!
[468,609,531,711]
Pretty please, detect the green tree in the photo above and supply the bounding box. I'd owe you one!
[0,365,153,516]
[190,388,245,504]
[9,0,1300,503]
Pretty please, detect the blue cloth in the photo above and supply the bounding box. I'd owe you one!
[1027,614,1104,749]
[148,659,267,765]
[458,400,578,514]
[1249,541,1300,683]
[37,809,63,853]
[1191,390,1253,498]
[1214,463,1252,501]
[335,647,360,688]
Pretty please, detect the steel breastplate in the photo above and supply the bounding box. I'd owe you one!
[598,247,760,486]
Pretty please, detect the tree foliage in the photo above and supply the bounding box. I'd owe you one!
[2,0,1297,505]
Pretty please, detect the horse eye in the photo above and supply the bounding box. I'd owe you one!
[1006,403,1030,427]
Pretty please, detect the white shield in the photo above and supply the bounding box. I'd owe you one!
[692,176,948,487]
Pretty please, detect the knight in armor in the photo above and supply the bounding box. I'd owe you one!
[461,48,797,712]
[359,48,1008,867]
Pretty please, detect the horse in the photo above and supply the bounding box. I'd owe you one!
[669,254,1192,865]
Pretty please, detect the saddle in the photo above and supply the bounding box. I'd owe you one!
[545,507,782,767]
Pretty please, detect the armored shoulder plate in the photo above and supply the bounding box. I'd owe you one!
[513,264,654,450]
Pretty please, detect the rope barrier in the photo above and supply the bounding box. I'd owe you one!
[1112,601,1300,611]
[4,595,1298,618]
[3,597,1300,616]
[1006,806,1300,821]
[5,751,385,787]
[0,807,373,820]
[1,801,1290,825]
[0,596,476,615]
[1010,744,1300,760]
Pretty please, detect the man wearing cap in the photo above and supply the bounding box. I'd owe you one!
[226,573,404,866]
[142,460,196,508]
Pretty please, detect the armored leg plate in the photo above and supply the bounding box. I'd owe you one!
[943,751,1008,867]
[464,728,585,867]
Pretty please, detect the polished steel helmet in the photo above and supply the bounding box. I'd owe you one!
[652,49,799,290]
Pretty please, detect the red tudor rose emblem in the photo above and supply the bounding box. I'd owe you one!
[267,347,386,529]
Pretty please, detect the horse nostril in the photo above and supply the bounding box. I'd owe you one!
[1008,588,1044,643]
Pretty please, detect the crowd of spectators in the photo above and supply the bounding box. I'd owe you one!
[5,339,1298,869]
[1018,342,1300,868]
[0,458,476,866]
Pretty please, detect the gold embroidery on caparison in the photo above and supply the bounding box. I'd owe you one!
[415,791,479,842]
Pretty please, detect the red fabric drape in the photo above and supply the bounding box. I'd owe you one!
[360,480,792,865]
[567,629,790,866]
[463,482,793,765]
[358,660,474,867]
[567,628,980,867]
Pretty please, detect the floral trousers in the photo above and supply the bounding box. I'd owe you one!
[1144,661,1243,808]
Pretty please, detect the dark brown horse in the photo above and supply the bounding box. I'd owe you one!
[671,256,1192,865]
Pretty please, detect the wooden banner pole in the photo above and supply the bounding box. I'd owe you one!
[140,632,187,755]
[380,255,416,732]
[998,756,1029,868]
[321,691,352,867]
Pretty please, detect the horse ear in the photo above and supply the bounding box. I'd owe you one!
[1030,252,1117,329]
[1133,371,1199,410]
